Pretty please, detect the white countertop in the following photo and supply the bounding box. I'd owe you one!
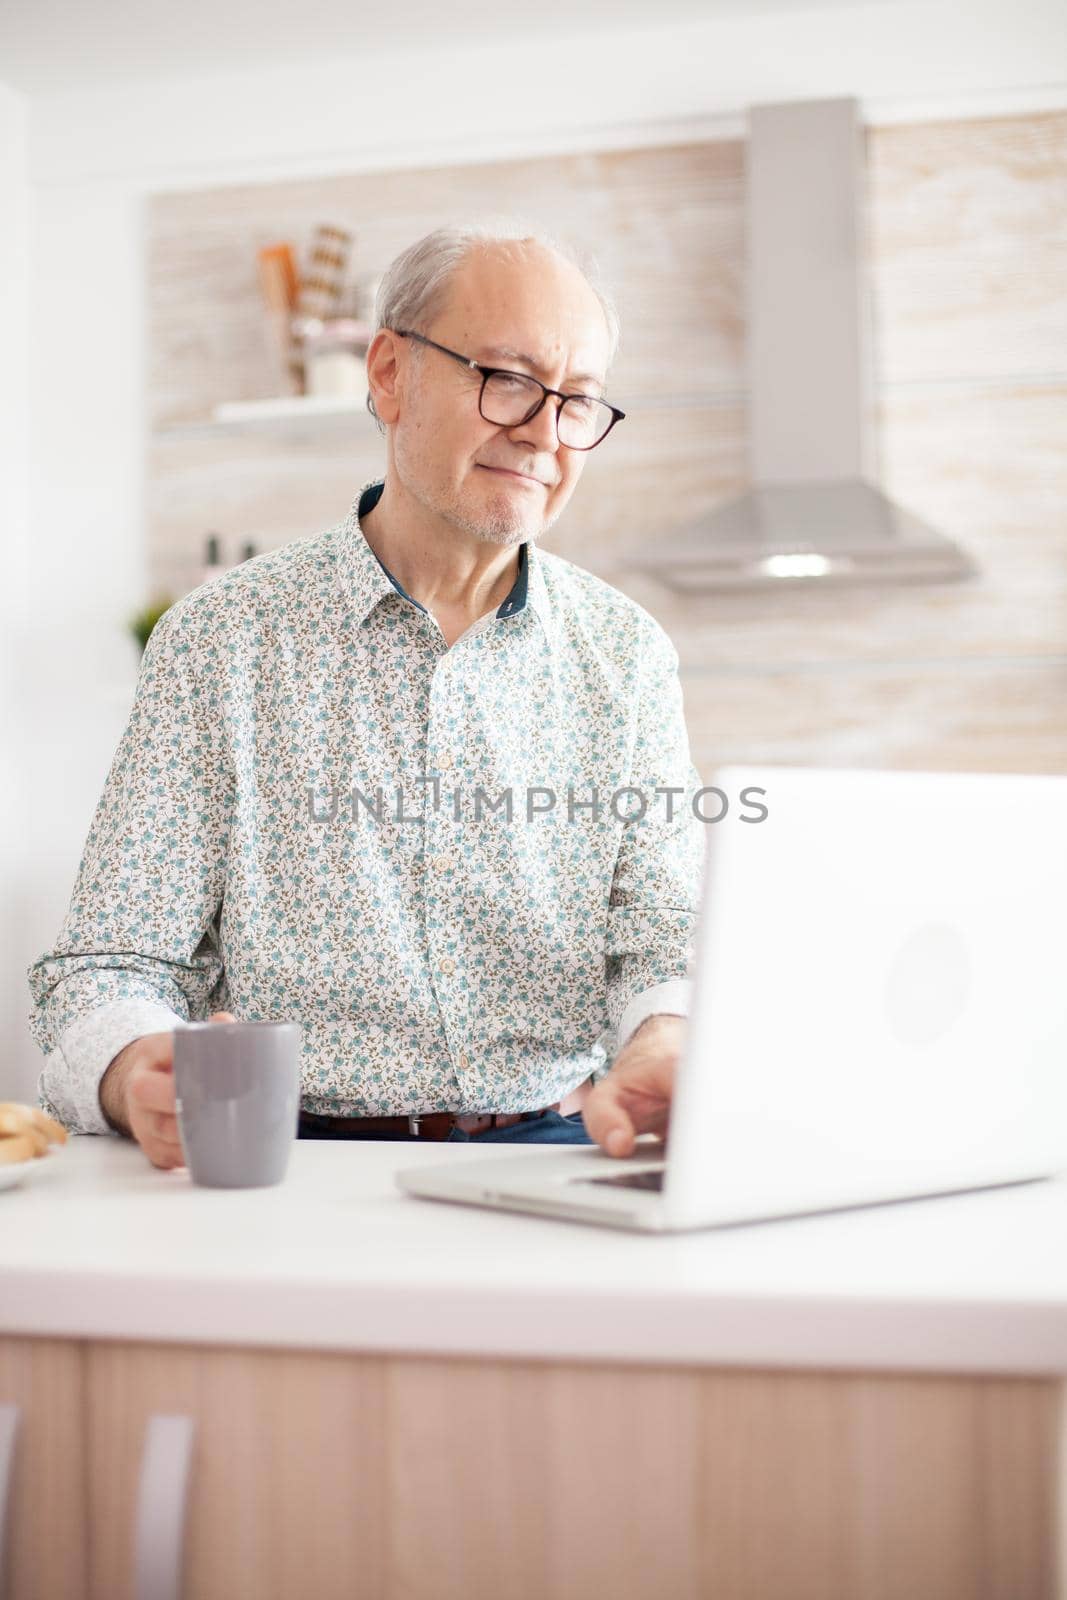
[2,1137,1067,1376]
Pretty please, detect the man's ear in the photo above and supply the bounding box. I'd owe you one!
[365,329,403,425]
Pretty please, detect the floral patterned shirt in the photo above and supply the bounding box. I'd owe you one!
[28,479,703,1134]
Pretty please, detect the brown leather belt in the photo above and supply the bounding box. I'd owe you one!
[299,1102,562,1141]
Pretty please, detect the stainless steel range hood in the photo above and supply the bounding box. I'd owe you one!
[635,98,975,591]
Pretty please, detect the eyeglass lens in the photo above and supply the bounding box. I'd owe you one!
[481,372,613,448]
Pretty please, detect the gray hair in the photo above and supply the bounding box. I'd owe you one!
[365,218,621,434]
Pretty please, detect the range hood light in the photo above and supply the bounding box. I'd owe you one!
[760,553,835,579]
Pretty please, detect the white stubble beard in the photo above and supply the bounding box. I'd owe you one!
[393,428,562,548]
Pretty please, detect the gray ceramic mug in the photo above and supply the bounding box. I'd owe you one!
[173,1020,302,1188]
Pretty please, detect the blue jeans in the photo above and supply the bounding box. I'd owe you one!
[447,1110,593,1144]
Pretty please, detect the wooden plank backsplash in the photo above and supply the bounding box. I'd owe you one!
[145,112,1067,776]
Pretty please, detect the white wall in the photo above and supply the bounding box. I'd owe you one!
[1,82,31,1099]
[8,5,1067,1099]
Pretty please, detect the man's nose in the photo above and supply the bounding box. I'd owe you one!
[509,394,562,455]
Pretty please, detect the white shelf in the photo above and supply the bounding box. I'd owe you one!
[155,394,371,441]
[154,389,737,442]
[214,394,366,424]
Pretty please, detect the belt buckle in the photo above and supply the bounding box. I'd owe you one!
[407,1114,421,1137]
[454,1112,497,1136]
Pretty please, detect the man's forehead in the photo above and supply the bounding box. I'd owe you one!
[442,244,611,389]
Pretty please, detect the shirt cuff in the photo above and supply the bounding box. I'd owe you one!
[40,998,188,1136]
[615,979,692,1054]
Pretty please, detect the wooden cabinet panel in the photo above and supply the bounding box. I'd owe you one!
[387,1358,1062,1600]
[0,1337,87,1600]
[85,1342,388,1600]
[70,1338,1062,1600]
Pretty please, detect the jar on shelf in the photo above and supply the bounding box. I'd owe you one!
[300,317,370,401]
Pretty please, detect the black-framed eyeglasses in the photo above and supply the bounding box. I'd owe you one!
[392,328,625,451]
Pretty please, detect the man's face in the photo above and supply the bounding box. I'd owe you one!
[387,242,613,547]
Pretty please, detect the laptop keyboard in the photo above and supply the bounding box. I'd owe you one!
[580,1168,665,1192]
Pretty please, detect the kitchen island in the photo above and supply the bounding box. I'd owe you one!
[1,1136,1064,1599]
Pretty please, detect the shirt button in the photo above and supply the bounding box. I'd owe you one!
[433,853,454,872]
[439,956,455,976]
[457,1052,471,1072]
[438,751,454,770]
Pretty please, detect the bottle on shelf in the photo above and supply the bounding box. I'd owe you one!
[279,224,353,400]
[257,242,303,396]
[200,533,226,587]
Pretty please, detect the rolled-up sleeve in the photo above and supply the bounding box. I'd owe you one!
[27,601,233,1133]
[603,625,705,1051]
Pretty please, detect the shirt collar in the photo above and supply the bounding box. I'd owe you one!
[341,477,557,647]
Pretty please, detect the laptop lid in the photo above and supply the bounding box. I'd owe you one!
[661,767,1067,1229]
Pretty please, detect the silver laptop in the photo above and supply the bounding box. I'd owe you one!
[397,766,1067,1232]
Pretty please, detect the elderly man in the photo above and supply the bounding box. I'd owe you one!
[28,220,702,1167]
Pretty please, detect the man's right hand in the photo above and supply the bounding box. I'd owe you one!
[583,1015,685,1157]
[99,1011,236,1169]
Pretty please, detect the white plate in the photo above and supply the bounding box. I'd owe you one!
[0,1149,61,1191]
